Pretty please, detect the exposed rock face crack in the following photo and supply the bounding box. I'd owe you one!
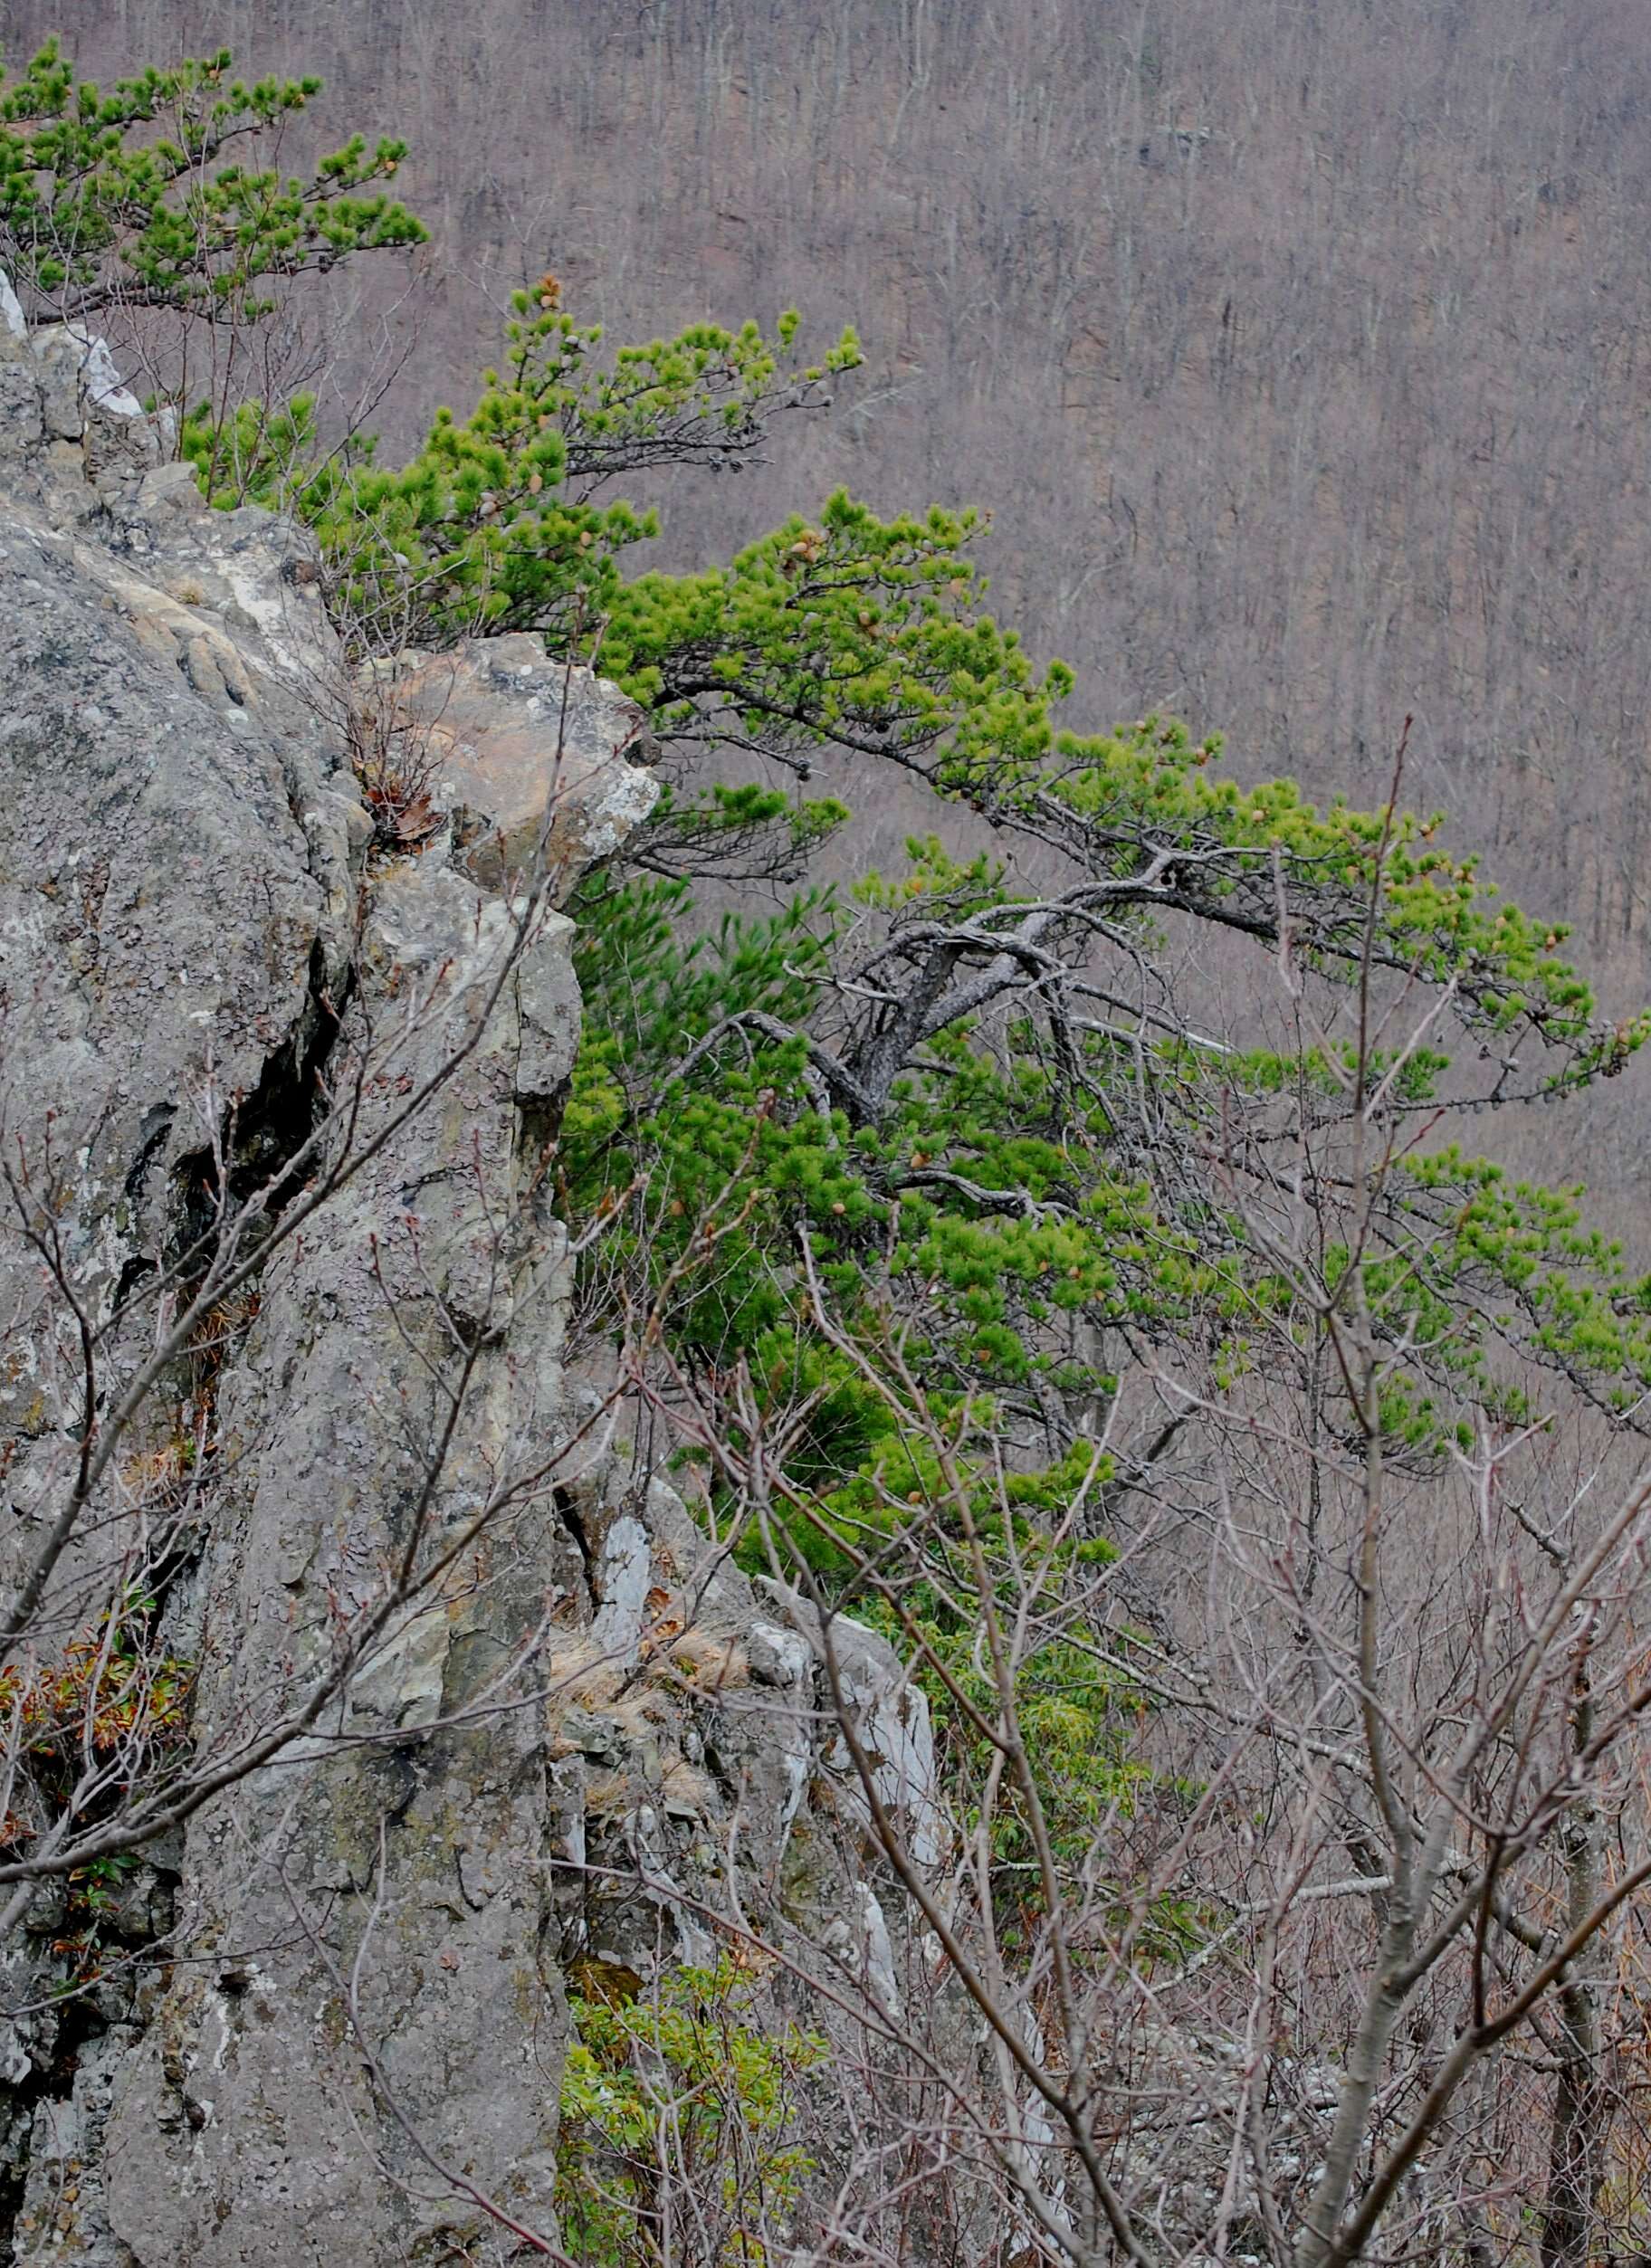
[0,300,943,2266]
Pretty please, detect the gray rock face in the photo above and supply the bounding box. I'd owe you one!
[0,310,939,2264]
[390,635,659,896]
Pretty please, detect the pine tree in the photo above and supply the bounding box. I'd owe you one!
[244,289,1651,1592]
[0,41,425,325]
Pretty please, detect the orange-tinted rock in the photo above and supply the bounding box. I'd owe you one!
[392,634,658,898]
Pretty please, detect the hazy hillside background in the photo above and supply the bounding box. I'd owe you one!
[7,0,1649,1188]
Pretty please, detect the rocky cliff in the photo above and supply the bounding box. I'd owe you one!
[0,305,938,2264]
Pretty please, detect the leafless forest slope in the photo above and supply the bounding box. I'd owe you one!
[8,0,1650,1184]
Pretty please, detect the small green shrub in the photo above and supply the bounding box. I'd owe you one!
[557,1957,828,2268]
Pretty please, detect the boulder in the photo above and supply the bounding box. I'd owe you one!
[388,634,658,898]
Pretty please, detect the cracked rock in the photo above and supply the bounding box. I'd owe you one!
[0,290,954,2268]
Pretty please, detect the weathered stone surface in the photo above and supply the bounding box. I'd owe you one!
[0,318,362,2263]
[0,370,348,1494]
[757,1576,945,1869]
[0,312,654,2264]
[0,305,941,2267]
[92,865,584,2263]
[390,634,659,898]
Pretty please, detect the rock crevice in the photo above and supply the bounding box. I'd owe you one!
[0,303,935,2265]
